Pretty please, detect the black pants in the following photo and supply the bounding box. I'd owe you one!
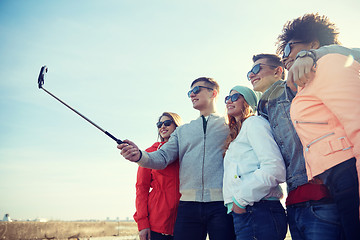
[173,201,235,240]
[151,231,173,240]
[319,158,360,240]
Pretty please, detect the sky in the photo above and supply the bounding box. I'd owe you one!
[0,0,359,221]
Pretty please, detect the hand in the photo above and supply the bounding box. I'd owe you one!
[286,56,316,92]
[232,203,247,214]
[117,139,141,162]
[139,228,151,240]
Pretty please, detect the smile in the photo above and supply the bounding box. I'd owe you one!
[251,78,260,85]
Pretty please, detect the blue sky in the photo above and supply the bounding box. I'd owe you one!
[1,0,359,221]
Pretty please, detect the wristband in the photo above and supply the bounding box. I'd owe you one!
[134,150,142,162]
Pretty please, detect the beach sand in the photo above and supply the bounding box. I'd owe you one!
[0,221,292,239]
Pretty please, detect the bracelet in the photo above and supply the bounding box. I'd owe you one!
[134,150,142,162]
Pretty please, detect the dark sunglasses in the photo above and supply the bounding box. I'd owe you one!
[156,119,173,128]
[282,41,305,58]
[247,63,278,80]
[187,86,213,97]
[225,93,242,104]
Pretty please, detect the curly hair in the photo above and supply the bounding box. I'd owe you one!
[276,13,340,55]
[223,101,254,155]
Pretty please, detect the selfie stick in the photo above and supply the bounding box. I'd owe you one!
[37,66,123,144]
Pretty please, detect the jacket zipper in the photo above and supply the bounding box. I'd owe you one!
[201,115,209,201]
[294,120,328,125]
[305,132,335,152]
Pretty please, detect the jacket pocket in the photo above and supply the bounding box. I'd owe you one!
[305,132,335,152]
[319,136,353,156]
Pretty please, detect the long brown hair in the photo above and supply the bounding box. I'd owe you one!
[223,101,254,155]
[158,112,183,142]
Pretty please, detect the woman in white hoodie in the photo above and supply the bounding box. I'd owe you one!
[223,85,287,240]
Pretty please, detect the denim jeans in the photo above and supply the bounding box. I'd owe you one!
[231,200,287,240]
[319,157,360,240]
[173,201,235,240]
[287,200,341,240]
[151,231,173,240]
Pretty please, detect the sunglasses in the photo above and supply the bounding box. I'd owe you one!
[282,41,305,58]
[156,119,173,128]
[247,63,278,80]
[187,86,214,97]
[225,93,242,104]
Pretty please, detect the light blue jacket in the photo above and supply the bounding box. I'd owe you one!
[138,113,228,202]
[222,116,285,207]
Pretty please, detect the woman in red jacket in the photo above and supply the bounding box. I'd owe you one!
[134,112,182,240]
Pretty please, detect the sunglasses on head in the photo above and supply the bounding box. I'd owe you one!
[247,63,278,80]
[282,41,305,58]
[187,86,214,97]
[156,119,173,128]
[225,93,242,104]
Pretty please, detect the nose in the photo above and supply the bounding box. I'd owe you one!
[190,91,196,97]
[225,98,233,104]
[248,72,256,81]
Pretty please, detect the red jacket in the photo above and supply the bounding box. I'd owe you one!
[133,142,180,235]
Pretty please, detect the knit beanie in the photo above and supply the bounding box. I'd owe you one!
[230,85,258,112]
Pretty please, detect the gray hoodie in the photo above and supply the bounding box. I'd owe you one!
[138,113,228,202]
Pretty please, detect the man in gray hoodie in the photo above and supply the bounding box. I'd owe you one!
[118,77,235,240]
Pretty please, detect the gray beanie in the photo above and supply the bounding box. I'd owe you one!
[230,85,258,112]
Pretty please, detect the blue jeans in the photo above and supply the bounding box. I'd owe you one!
[287,200,342,240]
[319,157,360,240]
[232,200,287,240]
[173,201,235,240]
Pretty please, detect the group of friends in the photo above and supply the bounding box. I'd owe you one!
[118,13,360,240]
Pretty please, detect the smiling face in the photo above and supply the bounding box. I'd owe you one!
[158,115,176,142]
[282,40,316,70]
[189,81,215,111]
[248,59,279,93]
[226,90,247,121]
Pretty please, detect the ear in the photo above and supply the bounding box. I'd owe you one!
[310,40,320,49]
[211,89,218,99]
[274,66,283,78]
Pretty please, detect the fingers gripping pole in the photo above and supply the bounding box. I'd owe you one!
[37,66,123,144]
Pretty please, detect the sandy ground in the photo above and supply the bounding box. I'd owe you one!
[0,221,292,240]
[88,223,293,240]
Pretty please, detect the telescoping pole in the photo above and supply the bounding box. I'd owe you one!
[37,66,123,144]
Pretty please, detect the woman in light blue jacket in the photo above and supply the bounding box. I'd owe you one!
[223,85,287,240]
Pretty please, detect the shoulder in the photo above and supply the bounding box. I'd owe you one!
[145,142,161,153]
[244,115,268,127]
[243,116,271,135]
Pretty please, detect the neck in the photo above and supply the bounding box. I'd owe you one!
[200,106,216,117]
[234,116,241,123]
[263,79,281,93]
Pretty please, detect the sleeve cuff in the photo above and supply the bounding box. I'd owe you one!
[232,196,246,209]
